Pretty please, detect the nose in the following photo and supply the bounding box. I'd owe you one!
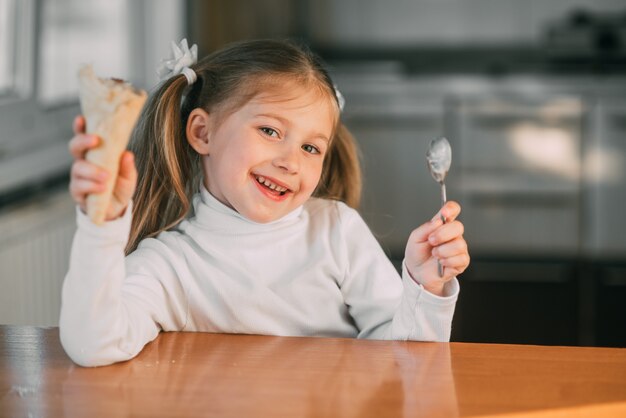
[272,144,300,174]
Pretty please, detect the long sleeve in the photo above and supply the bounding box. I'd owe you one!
[60,191,459,367]
[336,204,459,342]
[59,206,188,367]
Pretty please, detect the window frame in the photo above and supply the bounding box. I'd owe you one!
[0,0,35,103]
[0,0,16,95]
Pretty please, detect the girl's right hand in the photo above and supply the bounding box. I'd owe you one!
[68,115,137,221]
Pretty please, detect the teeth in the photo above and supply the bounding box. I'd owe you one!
[255,175,287,192]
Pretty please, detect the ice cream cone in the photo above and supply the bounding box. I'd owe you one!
[77,65,147,225]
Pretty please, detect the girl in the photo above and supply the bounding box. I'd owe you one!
[62,39,469,367]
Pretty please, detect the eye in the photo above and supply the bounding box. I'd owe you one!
[260,127,279,138]
[302,144,321,155]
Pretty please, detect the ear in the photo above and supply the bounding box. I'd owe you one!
[186,108,213,155]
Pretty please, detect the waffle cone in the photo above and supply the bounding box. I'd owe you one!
[78,65,147,225]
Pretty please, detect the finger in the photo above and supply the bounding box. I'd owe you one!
[71,159,109,182]
[69,178,106,205]
[408,216,443,244]
[73,115,86,134]
[68,134,100,159]
[428,220,465,246]
[440,200,461,223]
[114,151,137,202]
[117,151,137,183]
[69,189,86,211]
[440,252,470,271]
[432,236,468,259]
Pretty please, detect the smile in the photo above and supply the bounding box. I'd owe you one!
[254,175,290,196]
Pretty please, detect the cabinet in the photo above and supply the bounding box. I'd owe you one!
[335,73,626,347]
[338,76,448,256]
[593,263,626,347]
[451,258,579,345]
[584,99,626,258]
[453,92,584,257]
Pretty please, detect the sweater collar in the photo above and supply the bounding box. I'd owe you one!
[192,184,304,229]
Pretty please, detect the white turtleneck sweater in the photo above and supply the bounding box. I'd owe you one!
[60,187,459,367]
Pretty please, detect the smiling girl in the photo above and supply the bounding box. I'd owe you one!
[61,39,469,367]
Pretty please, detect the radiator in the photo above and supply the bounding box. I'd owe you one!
[0,189,76,326]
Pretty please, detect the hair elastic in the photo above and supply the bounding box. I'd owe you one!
[180,67,197,85]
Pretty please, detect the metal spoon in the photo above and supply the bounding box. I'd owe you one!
[426,136,452,277]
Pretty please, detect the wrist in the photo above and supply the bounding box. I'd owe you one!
[105,206,129,222]
[422,282,445,297]
[404,261,446,296]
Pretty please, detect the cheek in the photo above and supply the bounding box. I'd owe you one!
[303,160,325,189]
[207,149,245,190]
[220,152,249,183]
[218,139,254,172]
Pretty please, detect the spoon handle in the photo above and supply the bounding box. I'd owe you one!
[440,183,447,222]
[438,183,447,277]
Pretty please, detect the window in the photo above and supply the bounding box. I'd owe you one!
[38,0,132,104]
[0,0,185,196]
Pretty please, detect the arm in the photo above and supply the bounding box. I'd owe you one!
[61,116,186,367]
[59,206,188,367]
[336,203,461,342]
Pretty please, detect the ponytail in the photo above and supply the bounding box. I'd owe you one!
[314,122,362,209]
[125,76,202,254]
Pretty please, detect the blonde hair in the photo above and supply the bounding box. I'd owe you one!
[126,39,361,254]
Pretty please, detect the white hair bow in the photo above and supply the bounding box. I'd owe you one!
[156,39,199,85]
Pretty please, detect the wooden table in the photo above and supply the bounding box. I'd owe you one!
[1,326,625,417]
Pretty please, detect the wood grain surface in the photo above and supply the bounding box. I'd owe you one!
[1,326,625,417]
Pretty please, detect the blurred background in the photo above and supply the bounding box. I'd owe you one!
[0,0,625,347]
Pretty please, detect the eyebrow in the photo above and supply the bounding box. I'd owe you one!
[256,113,289,125]
[255,113,330,143]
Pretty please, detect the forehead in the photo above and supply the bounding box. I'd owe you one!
[241,81,339,129]
[248,80,337,112]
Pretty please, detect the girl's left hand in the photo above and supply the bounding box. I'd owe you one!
[404,201,469,296]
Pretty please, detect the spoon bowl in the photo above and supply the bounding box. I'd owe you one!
[426,137,452,184]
